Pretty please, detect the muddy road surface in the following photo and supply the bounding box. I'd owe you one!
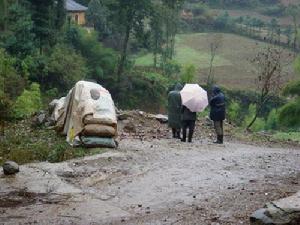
[1,138,300,225]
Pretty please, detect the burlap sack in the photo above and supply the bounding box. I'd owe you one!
[82,124,116,137]
[83,114,117,127]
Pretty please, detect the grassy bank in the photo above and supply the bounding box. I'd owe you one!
[0,120,107,165]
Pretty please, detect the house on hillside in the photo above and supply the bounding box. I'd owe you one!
[65,0,88,25]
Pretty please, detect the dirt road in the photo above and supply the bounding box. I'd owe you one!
[1,138,300,225]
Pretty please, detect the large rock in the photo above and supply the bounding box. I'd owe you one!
[250,192,300,225]
[3,161,19,175]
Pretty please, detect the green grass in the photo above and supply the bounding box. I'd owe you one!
[135,32,295,90]
[272,132,300,143]
[0,119,108,165]
[135,33,231,69]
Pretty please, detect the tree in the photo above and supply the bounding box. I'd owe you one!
[54,0,66,31]
[86,0,111,39]
[4,2,35,59]
[0,0,7,31]
[284,25,293,46]
[30,0,65,53]
[149,2,164,68]
[207,33,223,89]
[162,0,185,60]
[268,18,279,43]
[247,47,285,130]
[104,0,152,86]
[31,0,55,53]
[286,4,300,51]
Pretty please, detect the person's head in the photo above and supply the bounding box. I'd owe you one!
[212,85,221,95]
[174,83,183,91]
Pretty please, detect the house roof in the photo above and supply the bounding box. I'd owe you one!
[66,0,88,12]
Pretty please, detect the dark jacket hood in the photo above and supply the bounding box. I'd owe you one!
[212,85,221,95]
[174,83,183,91]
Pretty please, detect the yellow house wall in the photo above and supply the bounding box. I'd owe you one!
[68,12,86,25]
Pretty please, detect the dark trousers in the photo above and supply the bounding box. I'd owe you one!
[182,120,195,142]
[213,120,223,136]
[172,128,181,139]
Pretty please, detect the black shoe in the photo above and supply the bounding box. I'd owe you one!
[181,139,186,142]
[220,135,223,144]
[213,135,223,144]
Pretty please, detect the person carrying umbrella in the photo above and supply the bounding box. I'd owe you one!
[168,83,183,139]
[180,84,208,143]
[209,85,226,144]
[181,106,197,142]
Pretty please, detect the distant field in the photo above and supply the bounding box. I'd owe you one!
[280,0,299,6]
[135,33,296,90]
[212,9,292,26]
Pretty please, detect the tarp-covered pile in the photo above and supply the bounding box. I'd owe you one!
[50,81,117,148]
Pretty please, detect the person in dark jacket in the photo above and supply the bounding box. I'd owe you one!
[168,83,183,139]
[209,85,226,144]
[181,106,197,142]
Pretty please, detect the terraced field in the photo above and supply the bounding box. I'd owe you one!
[135,33,296,90]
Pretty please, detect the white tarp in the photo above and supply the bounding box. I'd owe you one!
[51,81,117,146]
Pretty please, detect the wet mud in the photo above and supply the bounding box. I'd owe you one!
[0,138,299,225]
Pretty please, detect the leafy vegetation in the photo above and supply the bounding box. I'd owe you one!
[279,57,300,128]
[13,83,42,119]
[0,119,107,165]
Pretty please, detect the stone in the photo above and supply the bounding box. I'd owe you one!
[37,113,46,124]
[155,114,168,123]
[32,111,47,126]
[118,113,131,121]
[3,161,19,175]
[250,192,300,225]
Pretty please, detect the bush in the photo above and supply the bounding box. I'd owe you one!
[227,100,242,125]
[13,83,42,119]
[160,59,181,78]
[279,98,300,128]
[66,26,117,86]
[181,64,196,83]
[0,48,25,121]
[118,71,169,112]
[243,104,265,131]
[265,109,279,130]
[47,44,88,91]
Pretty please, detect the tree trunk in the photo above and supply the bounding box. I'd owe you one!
[247,112,258,130]
[3,0,7,31]
[293,17,298,51]
[117,24,131,86]
[0,120,4,137]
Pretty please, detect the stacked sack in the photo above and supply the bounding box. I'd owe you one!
[51,81,118,148]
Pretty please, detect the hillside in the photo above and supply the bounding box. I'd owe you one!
[135,33,295,90]
[280,0,299,6]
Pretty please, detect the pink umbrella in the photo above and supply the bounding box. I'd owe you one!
[180,84,208,112]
